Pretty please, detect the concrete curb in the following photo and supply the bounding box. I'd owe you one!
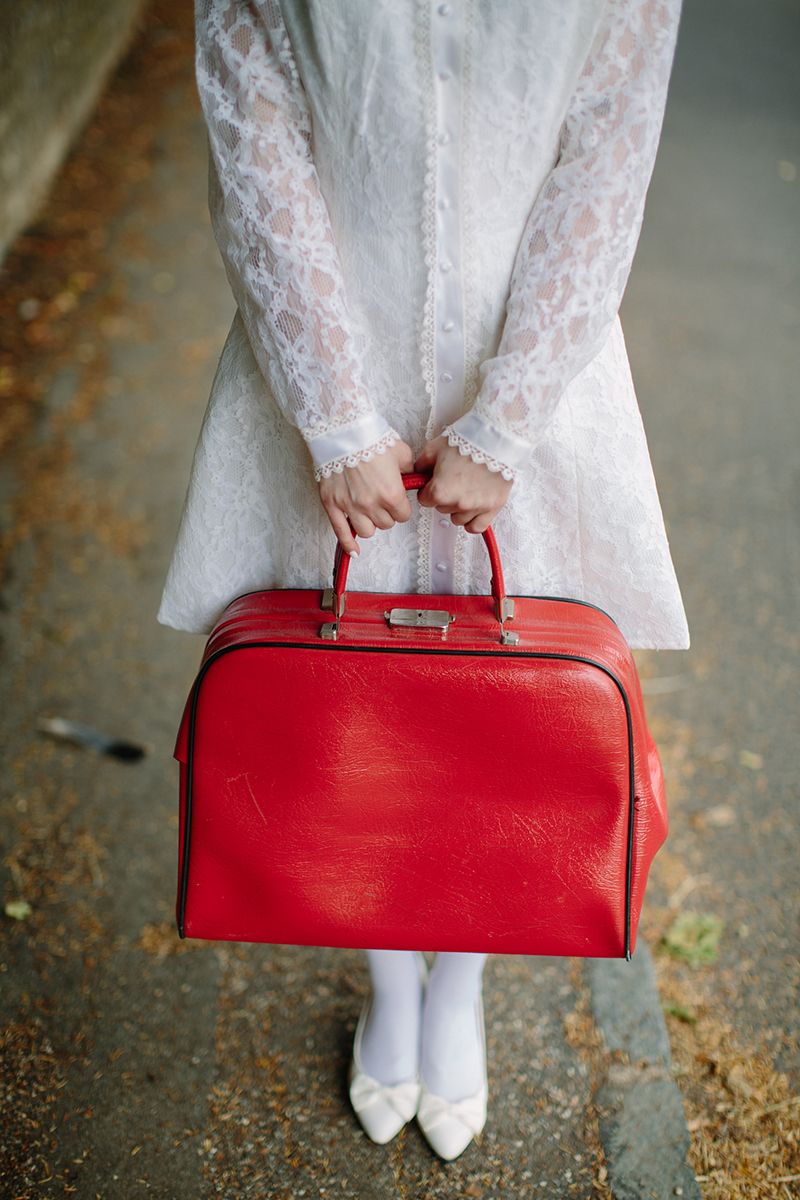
[586,945,701,1200]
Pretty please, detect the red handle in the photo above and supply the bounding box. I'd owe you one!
[331,472,507,617]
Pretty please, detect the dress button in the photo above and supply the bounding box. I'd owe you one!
[438,197,450,210]
[437,3,451,15]
[438,131,450,146]
[440,261,453,273]
[435,561,447,572]
[438,70,452,81]
[439,517,449,527]
[442,319,455,332]
[440,372,453,383]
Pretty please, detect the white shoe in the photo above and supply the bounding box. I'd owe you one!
[417,996,488,1160]
[348,954,428,1144]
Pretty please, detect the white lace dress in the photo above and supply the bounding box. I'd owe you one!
[158,0,689,650]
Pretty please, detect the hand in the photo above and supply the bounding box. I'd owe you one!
[318,439,415,556]
[415,437,512,533]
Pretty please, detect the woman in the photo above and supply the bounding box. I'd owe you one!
[160,0,688,1160]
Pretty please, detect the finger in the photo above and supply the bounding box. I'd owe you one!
[370,509,397,532]
[384,490,414,523]
[327,509,360,556]
[418,476,452,510]
[414,441,438,474]
[449,508,481,528]
[348,511,378,539]
[396,441,415,473]
[464,511,494,534]
[425,483,461,513]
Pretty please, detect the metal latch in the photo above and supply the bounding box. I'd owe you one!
[385,608,455,631]
[495,596,519,645]
[320,588,345,615]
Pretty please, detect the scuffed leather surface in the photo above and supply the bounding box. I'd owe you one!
[176,588,667,956]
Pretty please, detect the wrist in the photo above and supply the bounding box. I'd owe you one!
[307,413,400,481]
[443,412,534,482]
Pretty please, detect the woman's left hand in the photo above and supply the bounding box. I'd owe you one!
[414,436,512,533]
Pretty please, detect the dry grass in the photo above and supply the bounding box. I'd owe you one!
[0,0,194,583]
[655,952,800,1198]
[634,654,800,1200]
[562,960,614,1199]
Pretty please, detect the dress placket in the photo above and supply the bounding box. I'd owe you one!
[429,0,464,596]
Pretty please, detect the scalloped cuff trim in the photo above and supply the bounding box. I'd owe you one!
[442,410,535,480]
[305,410,398,472]
[314,428,400,481]
[443,428,516,481]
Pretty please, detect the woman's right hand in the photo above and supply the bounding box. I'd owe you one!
[318,439,415,556]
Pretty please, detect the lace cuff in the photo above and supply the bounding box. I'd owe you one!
[306,411,400,481]
[442,412,534,482]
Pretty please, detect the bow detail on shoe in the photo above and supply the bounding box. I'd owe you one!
[416,1084,488,1136]
[349,1069,421,1123]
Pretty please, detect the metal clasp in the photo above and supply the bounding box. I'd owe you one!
[495,596,519,645]
[320,588,346,638]
[320,588,345,617]
[385,608,455,632]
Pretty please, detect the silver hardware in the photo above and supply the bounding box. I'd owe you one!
[494,596,517,644]
[321,590,345,619]
[495,596,515,623]
[385,608,455,631]
[321,589,344,631]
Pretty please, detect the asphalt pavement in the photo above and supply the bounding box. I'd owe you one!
[2,1,798,1196]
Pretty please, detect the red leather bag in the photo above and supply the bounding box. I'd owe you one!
[175,475,667,958]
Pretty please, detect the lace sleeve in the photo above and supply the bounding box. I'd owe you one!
[445,0,682,477]
[196,0,398,479]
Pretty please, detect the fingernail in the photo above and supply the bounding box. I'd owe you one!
[348,548,359,558]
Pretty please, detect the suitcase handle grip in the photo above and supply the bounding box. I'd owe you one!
[330,473,515,641]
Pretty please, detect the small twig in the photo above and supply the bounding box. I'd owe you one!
[668,872,711,909]
[755,1095,800,1118]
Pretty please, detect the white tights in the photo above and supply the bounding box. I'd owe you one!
[359,949,486,1102]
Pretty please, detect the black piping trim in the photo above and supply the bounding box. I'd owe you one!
[217,590,619,628]
[179,641,635,958]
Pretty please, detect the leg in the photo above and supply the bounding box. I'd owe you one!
[417,951,488,1160]
[359,949,424,1084]
[348,949,424,1145]
[421,951,486,1100]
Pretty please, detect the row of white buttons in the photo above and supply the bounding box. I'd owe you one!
[428,0,463,595]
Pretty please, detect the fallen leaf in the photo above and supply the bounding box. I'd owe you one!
[706,803,736,828]
[724,1064,757,1101]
